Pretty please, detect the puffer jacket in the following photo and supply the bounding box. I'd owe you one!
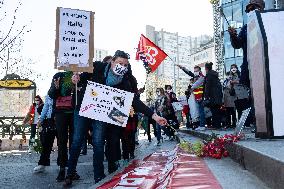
[204,70,223,106]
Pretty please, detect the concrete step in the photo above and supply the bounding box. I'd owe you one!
[179,128,284,189]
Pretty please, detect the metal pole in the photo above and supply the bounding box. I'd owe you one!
[6,48,9,76]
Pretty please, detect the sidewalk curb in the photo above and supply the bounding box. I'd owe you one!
[179,129,284,189]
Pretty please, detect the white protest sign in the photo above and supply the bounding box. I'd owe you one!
[55,7,94,73]
[79,81,134,127]
[179,96,188,105]
[172,102,183,112]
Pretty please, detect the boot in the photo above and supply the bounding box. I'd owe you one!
[56,167,65,182]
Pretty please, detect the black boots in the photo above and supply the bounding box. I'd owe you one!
[56,167,65,182]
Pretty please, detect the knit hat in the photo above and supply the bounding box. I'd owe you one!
[246,0,265,12]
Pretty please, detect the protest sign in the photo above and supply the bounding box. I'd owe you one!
[172,102,183,112]
[178,96,188,105]
[55,7,94,73]
[79,81,134,127]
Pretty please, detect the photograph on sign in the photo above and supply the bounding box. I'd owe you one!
[79,81,134,127]
[55,7,94,73]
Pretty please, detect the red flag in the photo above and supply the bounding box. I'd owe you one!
[136,34,168,73]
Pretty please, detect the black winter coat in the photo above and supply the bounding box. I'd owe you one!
[204,70,223,106]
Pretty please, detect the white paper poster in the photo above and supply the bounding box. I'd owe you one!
[57,8,91,67]
[171,102,183,112]
[179,96,188,105]
[79,81,134,127]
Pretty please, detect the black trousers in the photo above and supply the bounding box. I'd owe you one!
[210,105,222,129]
[121,129,135,160]
[38,119,56,166]
[105,125,122,164]
[55,112,74,167]
[225,107,237,128]
[29,124,37,146]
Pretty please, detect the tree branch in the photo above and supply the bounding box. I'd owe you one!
[0,2,20,46]
[0,25,26,54]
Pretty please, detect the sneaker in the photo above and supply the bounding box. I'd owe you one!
[28,146,33,153]
[130,153,135,160]
[195,127,206,131]
[156,141,161,146]
[33,165,45,173]
[56,168,65,182]
[94,174,106,184]
[71,172,80,180]
[63,175,73,187]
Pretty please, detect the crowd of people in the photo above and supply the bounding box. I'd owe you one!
[24,50,169,187]
[22,0,265,186]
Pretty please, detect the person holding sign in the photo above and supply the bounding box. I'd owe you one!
[64,50,167,186]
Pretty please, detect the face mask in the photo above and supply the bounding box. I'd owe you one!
[194,71,199,76]
[231,68,237,73]
[35,101,39,105]
[112,64,128,76]
[166,89,172,93]
[156,92,161,96]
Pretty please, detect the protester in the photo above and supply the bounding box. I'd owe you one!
[23,95,44,153]
[177,65,206,130]
[33,95,56,173]
[48,71,75,182]
[227,64,249,125]
[203,62,223,129]
[228,0,265,88]
[64,50,167,186]
[223,72,237,128]
[102,55,113,64]
[154,88,168,146]
[228,0,264,132]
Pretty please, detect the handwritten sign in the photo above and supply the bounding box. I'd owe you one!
[172,102,183,112]
[79,81,134,127]
[55,7,94,73]
[234,107,251,136]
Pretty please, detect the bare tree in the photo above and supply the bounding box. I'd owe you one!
[0,0,42,81]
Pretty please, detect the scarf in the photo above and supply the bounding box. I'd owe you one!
[104,64,123,86]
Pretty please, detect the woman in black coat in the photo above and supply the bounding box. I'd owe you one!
[203,62,223,129]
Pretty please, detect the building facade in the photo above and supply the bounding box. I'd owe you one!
[188,41,216,74]
[94,48,108,61]
[145,25,212,98]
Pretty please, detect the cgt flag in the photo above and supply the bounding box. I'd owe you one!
[136,34,168,73]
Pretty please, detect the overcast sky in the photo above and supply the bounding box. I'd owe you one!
[3,0,213,96]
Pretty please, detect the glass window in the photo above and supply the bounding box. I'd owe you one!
[232,2,243,28]
[224,31,234,58]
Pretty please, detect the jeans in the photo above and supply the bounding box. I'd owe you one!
[197,101,205,127]
[67,110,106,179]
[155,123,162,142]
[55,112,73,167]
[29,124,37,146]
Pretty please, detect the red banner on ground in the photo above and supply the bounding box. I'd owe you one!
[98,146,222,189]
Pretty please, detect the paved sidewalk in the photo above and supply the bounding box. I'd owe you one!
[0,134,177,189]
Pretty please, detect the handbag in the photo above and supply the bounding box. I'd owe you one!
[56,96,73,110]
